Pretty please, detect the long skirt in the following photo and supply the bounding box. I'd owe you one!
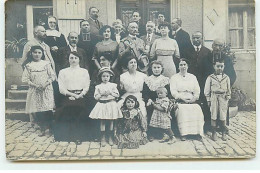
[53,96,88,142]
[175,104,204,136]
[157,55,176,78]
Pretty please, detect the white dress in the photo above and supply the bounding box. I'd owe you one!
[89,82,123,120]
[22,60,56,113]
[118,71,147,127]
[170,73,204,136]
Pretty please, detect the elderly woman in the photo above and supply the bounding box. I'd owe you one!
[118,54,148,129]
[150,22,180,78]
[170,59,204,141]
[92,25,119,71]
[54,52,90,144]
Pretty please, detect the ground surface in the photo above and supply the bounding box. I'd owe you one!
[5,111,256,161]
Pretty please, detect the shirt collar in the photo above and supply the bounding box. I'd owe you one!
[69,44,77,52]
[69,64,80,69]
[193,44,202,51]
[176,27,182,33]
[129,34,137,39]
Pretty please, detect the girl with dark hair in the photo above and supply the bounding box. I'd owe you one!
[115,95,148,149]
[89,67,122,147]
[92,25,119,71]
[150,21,180,78]
[22,46,56,136]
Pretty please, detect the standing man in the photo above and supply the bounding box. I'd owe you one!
[170,18,193,60]
[119,21,146,72]
[87,7,103,39]
[155,12,166,35]
[77,20,101,76]
[22,25,55,73]
[131,11,146,37]
[188,31,212,133]
[57,32,89,73]
[140,21,160,55]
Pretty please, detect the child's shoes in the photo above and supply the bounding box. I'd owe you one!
[159,133,170,143]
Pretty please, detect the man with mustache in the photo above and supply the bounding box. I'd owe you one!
[131,11,146,37]
[119,21,145,72]
[86,7,103,39]
[57,32,89,73]
[140,21,160,55]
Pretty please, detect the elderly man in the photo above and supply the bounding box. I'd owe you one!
[131,11,146,37]
[170,18,193,59]
[140,21,160,55]
[57,32,89,73]
[112,19,127,43]
[86,7,103,39]
[22,25,55,73]
[119,21,146,72]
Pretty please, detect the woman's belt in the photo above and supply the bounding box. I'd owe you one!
[99,99,115,103]
[67,89,83,95]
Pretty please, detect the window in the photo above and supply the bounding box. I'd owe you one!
[228,0,255,49]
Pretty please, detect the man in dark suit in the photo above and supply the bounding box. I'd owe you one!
[170,18,193,60]
[131,11,146,37]
[140,21,160,56]
[57,32,89,73]
[86,7,103,39]
[188,31,212,134]
[77,20,101,76]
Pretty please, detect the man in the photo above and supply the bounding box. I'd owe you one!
[131,11,146,37]
[170,18,193,59]
[188,31,212,133]
[57,32,89,73]
[155,12,166,34]
[22,25,55,73]
[86,7,103,39]
[112,19,127,44]
[140,21,160,55]
[77,20,101,75]
[119,21,146,72]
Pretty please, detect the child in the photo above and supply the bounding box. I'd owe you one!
[204,58,231,141]
[22,45,56,136]
[89,67,123,147]
[114,95,149,149]
[148,87,176,144]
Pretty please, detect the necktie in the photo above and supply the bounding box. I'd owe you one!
[147,34,151,42]
[196,46,200,55]
[95,20,100,29]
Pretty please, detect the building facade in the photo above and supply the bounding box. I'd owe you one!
[5,0,255,99]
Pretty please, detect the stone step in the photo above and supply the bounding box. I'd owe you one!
[5,110,29,122]
[8,90,28,100]
[5,99,26,110]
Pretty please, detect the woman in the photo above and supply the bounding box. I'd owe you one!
[54,52,90,144]
[150,22,180,78]
[92,25,119,71]
[45,16,67,68]
[170,59,204,141]
[118,55,147,129]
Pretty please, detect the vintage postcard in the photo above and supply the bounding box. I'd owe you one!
[5,0,256,161]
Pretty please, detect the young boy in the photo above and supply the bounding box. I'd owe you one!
[204,58,231,141]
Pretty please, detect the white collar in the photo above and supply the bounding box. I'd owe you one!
[69,44,77,51]
[176,27,182,33]
[193,44,202,50]
[69,65,80,69]
[46,29,61,37]
[129,34,137,39]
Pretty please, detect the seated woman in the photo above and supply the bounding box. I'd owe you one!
[118,54,148,129]
[169,59,204,141]
[54,52,90,144]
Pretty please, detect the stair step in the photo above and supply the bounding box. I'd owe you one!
[8,90,28,100]
[5,99,26,110]
[5,110,29,122]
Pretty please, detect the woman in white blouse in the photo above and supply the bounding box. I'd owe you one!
[118,55,148,128]
[170,59,204,141]
[54,52,90,144]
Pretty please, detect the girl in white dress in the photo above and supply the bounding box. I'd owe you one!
[89,67,123,147]
[22,46,56,136]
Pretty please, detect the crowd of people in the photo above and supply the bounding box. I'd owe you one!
[21,7,237,148]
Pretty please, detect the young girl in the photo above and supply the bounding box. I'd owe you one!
[115,95,149,149]
[204,58,231,141]
[89,67,123,147]
[148,87,176,144]
[22,45,56,136]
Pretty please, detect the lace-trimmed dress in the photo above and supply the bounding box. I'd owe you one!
[115,108,148,149]
[150,38,180,78]
[22,60,56,113]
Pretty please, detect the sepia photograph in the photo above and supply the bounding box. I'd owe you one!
[4,0,256,161]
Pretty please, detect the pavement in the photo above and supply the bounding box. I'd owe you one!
[5,111,256,161]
